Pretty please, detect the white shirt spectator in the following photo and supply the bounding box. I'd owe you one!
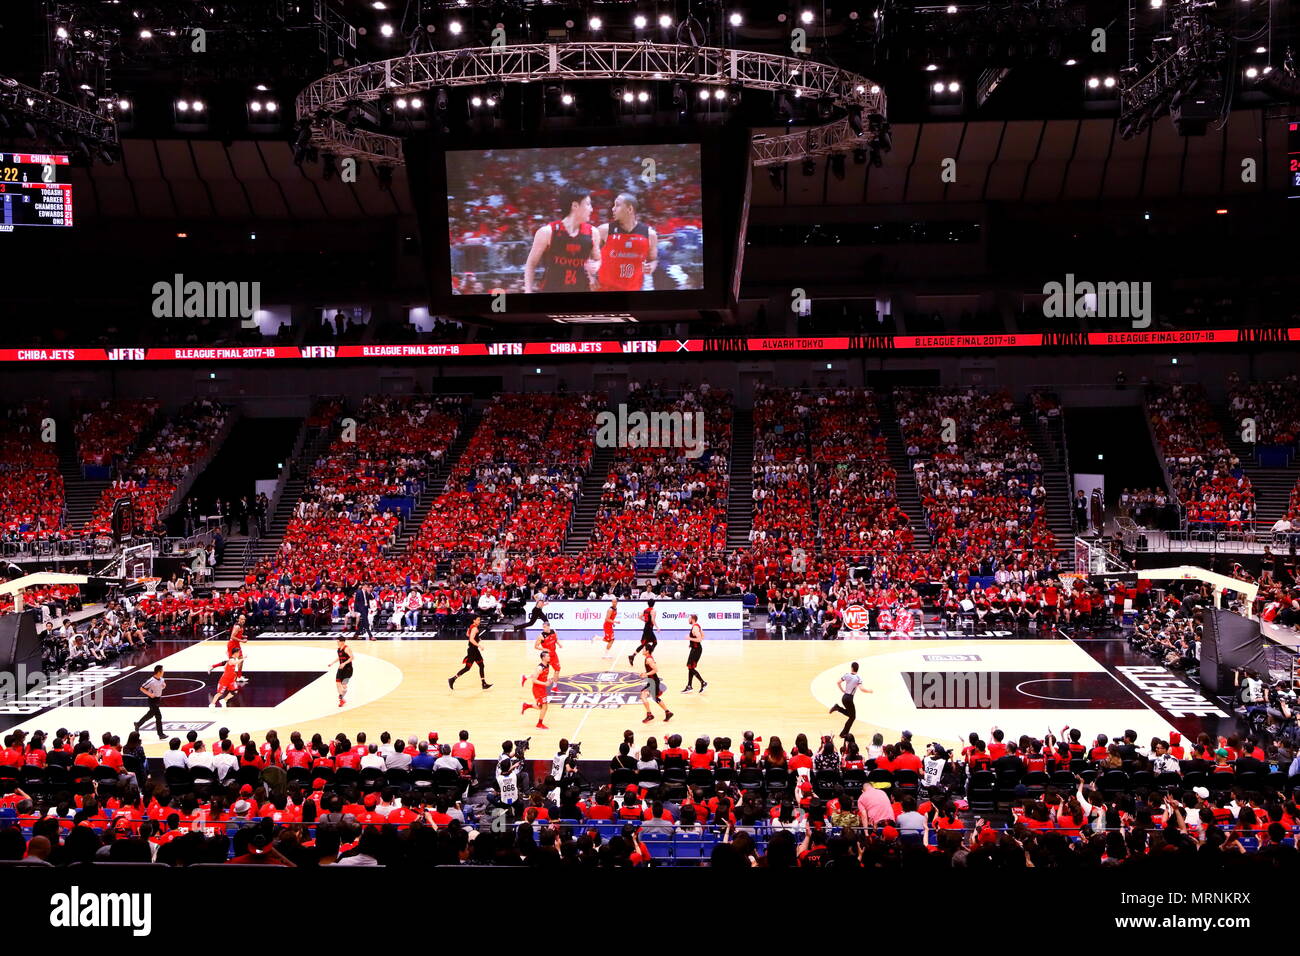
[162,749,188,770]
[212,751,238,781]
[187,749,215,772]
[360,751,387,772]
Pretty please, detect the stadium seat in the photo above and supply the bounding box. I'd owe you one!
[967,771,997,812]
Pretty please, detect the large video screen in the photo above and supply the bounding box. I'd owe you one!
[445,143,704,296]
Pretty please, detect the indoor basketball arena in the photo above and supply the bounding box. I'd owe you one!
[1,0,1298,931]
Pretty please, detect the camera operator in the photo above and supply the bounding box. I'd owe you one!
[547,738,581,802]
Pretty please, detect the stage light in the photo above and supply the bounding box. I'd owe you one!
[1088,77,1100,88]
[634,15,647,29]
[192,100,205,112]
[1245,67,1258,79]
[729,12,742,25]
[118,99,131,111]
[1255,46,1266,54]
[485,95,497,107]
[925,64,938,72]
[933,81,946,93]
[250,100,263,112]
[410,97,423,109]
[637,90,650,103]
[396,97,408,109]
[372,1,386,7]
[659,14,672,27]
[947,4,957,12]
[56,26,69,39]
[561,93,574,106]
[380,23,394,36]
[1215,208,1228,214]
[589,16,602,29]
[266,101,278,112]
[714,88,726,100]
[449,21,463,35]
[1150,0,1161,7]
[800,10,813,23]
[139,28,152,39]
[699,88,711,101]
[471,95,483,107]
[622,90,634,103]
[948,81,960,93]
[1103,76,1116,88]
[1065,59,1077,66]
[175,99,190,111]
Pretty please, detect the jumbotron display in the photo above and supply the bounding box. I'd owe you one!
[445,143,704,295]
[0,153,73,230]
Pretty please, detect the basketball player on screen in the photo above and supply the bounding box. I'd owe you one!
[594,193,658,292]
[523,191,602,293]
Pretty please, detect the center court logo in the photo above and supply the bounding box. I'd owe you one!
[50,887,151,936]
[548,671,645,709]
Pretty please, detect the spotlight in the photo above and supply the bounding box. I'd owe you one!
[714,88,726,100]
[925,64,938,72]
[1088,77,1100,88]
[118,98,131,111]
[396,97,408,109]
[1150,0,1161,7]
[1255,46,1266,54]
[192,99,205,112]
[947,81,960,93]
[637,90,650,103]
[729,12,742,26]
[471,95,483,107]
[634,15,647,29]
[266,101,278,113]
[561,93,574,106]
[622,90,634,103]
[56,26,69,39]
[933,81,945,93]
[658,14,671,27]
[800,10,813,24]
[139,28,152,39]
[176,99,190,111]
[589,16,602,29]
[698,88,711,101]
[379,23,394,36]
[485,95,497,107]
[1065,59,1077,66]
[946,3,957,11]
[250,100,263,112]
[1103,76,1115,88]
[1245,67,1258,79]
[449,21,463,35]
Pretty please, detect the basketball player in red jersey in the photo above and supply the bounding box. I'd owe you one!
[599,597,618,658]
[534,620,562,676]
[521,650,556,730]
[594,193,657,291]
[210,658,240,708]
[523,191,602,293]
[210,614,248,684]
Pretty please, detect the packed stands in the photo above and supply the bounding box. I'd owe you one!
[0,401,64,541]
[1147,384,1255,535]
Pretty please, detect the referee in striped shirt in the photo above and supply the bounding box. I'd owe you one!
[133,665,168,740]
[829,662,871,739]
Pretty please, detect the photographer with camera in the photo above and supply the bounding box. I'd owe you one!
[546,738,581,802]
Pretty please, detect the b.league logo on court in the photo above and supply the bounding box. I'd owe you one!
[547,671,644,709]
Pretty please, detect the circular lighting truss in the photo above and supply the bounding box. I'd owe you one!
[295,42,886,167]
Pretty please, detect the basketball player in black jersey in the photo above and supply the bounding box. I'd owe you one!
[448,615,492,690]
[523,191,602,293]
[628,599,658,666]
[330,634,354,708]
[681,613,708,694]
[639,651,673,724]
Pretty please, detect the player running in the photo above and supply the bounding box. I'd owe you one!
[210,658,241,708]
[681,613,708,694]
[330,634,354,708]
[599,597,618,658]
[628,599,658,666]
[534,620,562,676]
[448,615,493,690]
[521,650,556,730]
[594,193,658,291]
[210,615,249,684]
[523,191,602,293]
[639,651,673,724]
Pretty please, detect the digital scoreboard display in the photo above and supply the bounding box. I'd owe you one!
[1290,123,1300,200]
[0,153,73,230]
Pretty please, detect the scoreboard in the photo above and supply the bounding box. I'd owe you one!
[1291,123,1300,200]
[0,153,73,230]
